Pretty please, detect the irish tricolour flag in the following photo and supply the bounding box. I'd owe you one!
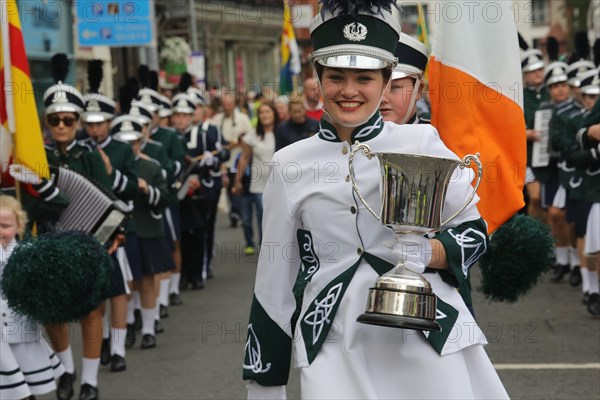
[427,1,526,233]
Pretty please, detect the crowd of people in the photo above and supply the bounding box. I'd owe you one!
[1,1,599,399]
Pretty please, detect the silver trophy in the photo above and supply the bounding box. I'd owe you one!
[349,142,482,331]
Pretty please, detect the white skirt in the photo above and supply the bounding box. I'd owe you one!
[585,203,600,255]
[0,341,31,400]
[552,185,567,209]
[298,267,508,399]
[9,338,65,395]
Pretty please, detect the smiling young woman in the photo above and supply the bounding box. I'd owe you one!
[242,1,508,399]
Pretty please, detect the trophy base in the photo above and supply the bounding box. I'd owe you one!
[357,312,442,331]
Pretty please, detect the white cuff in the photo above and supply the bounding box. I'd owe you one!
[246,381,286,400]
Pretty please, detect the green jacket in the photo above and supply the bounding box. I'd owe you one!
[141,139,173,183]
[552,104,587,200]
[570,98,600,202]
[151,126,186,205]
[523,84,550,166]
[132,157,169,239]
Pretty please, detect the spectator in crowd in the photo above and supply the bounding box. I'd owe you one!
[275,99,319,151]
[302,77,324,121]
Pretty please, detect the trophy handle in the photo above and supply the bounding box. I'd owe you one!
[441,153,483,226]
[348,141,380,221]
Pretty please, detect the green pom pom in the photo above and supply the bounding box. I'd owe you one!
[1,231,113,324]
[479,214,554,303]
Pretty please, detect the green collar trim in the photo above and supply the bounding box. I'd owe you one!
[318,112,384,143]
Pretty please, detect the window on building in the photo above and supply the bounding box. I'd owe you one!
[531,0,549,25]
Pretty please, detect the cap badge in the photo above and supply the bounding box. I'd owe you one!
[87,100,101,112]
[592,75,600,87]
[130,107,140,116]
[141,94,152,105]
[177,99,187,108]
[343,22,367,42]
[122,120,134,132]
[553,66,563,76]
[527,55,537,66]
[52,90,68,104]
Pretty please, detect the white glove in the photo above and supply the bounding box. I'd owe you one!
[200,151,214,167]
[384,233,432,274]
[246,381,286,400]
[8,163,41,184]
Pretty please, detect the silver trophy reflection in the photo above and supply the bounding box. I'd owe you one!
[349,142,483,330]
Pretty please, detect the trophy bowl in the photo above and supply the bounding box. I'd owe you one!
[349,142,482,331]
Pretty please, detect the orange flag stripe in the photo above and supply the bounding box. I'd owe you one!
[429,58,526,233]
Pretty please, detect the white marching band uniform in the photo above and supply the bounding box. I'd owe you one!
[1,239,64,399]
[244,117,509,399]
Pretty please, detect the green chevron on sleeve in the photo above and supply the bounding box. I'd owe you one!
[434,218,488,304]
[243,295,292,386]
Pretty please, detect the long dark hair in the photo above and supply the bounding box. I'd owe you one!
[256,102,279,140]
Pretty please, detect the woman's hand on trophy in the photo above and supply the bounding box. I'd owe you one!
[385,234,433,274]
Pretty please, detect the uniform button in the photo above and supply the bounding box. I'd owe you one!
[342,146,348,155]
[350,206,357,214]
[345,175,350,182]
[357,247,363,255]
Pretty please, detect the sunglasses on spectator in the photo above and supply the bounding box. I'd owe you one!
[47,116,77,127]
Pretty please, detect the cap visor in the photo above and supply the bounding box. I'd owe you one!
[581,87,600,95]
[82,113,108,123]
[114,131,143,142]
[172,107,195,114]
[317,55,389,69]
[523,61,545,73]
[46,104,82,115]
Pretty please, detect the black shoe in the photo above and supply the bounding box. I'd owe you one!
[550,264,569,283]
[160,305,169,319]
[125,324,136,349]
[100,338,110,366]
[191,280,204,290]
[169,293,183,306]
[141,334,156,349]
[179,278,190,291]
[57,372,76,400]
[230,213,240,227]
[134,309,142,331]
[155,320,164,334]
[583,291,590,305]
[569,266,582,287]
[109,354,126,372]
[78,384,98,400]
[587,293,600,316]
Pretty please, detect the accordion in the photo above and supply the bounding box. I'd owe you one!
[52,167,130,245]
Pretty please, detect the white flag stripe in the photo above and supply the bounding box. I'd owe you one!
[426,0,524,108]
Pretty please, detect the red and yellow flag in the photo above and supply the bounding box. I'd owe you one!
[1,0,48,178]
[428,1,526,233]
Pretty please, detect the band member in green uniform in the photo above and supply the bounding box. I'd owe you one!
[80,60,138,373]
[42,53,113,400]
[522,49,549,220]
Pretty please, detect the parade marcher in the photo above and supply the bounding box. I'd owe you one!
[212,92,252,227]
[129,99,175,330]
[566,60,596,104]
[379,33,430,125]
[0,195,65,399]
[540,63,583,283]
[137,83,187,309]
[81,60,137,373]
[234,102,278,255]
[111,116,172,347]
[559,71,600,314]
[242,2,508,398]
[173,94,229,289]
[302,77,324,121]
[41,53,113,400]
[275,99,319,151]
[522,49,550,220]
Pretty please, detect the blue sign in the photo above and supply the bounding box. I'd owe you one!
[76,0,154,47]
